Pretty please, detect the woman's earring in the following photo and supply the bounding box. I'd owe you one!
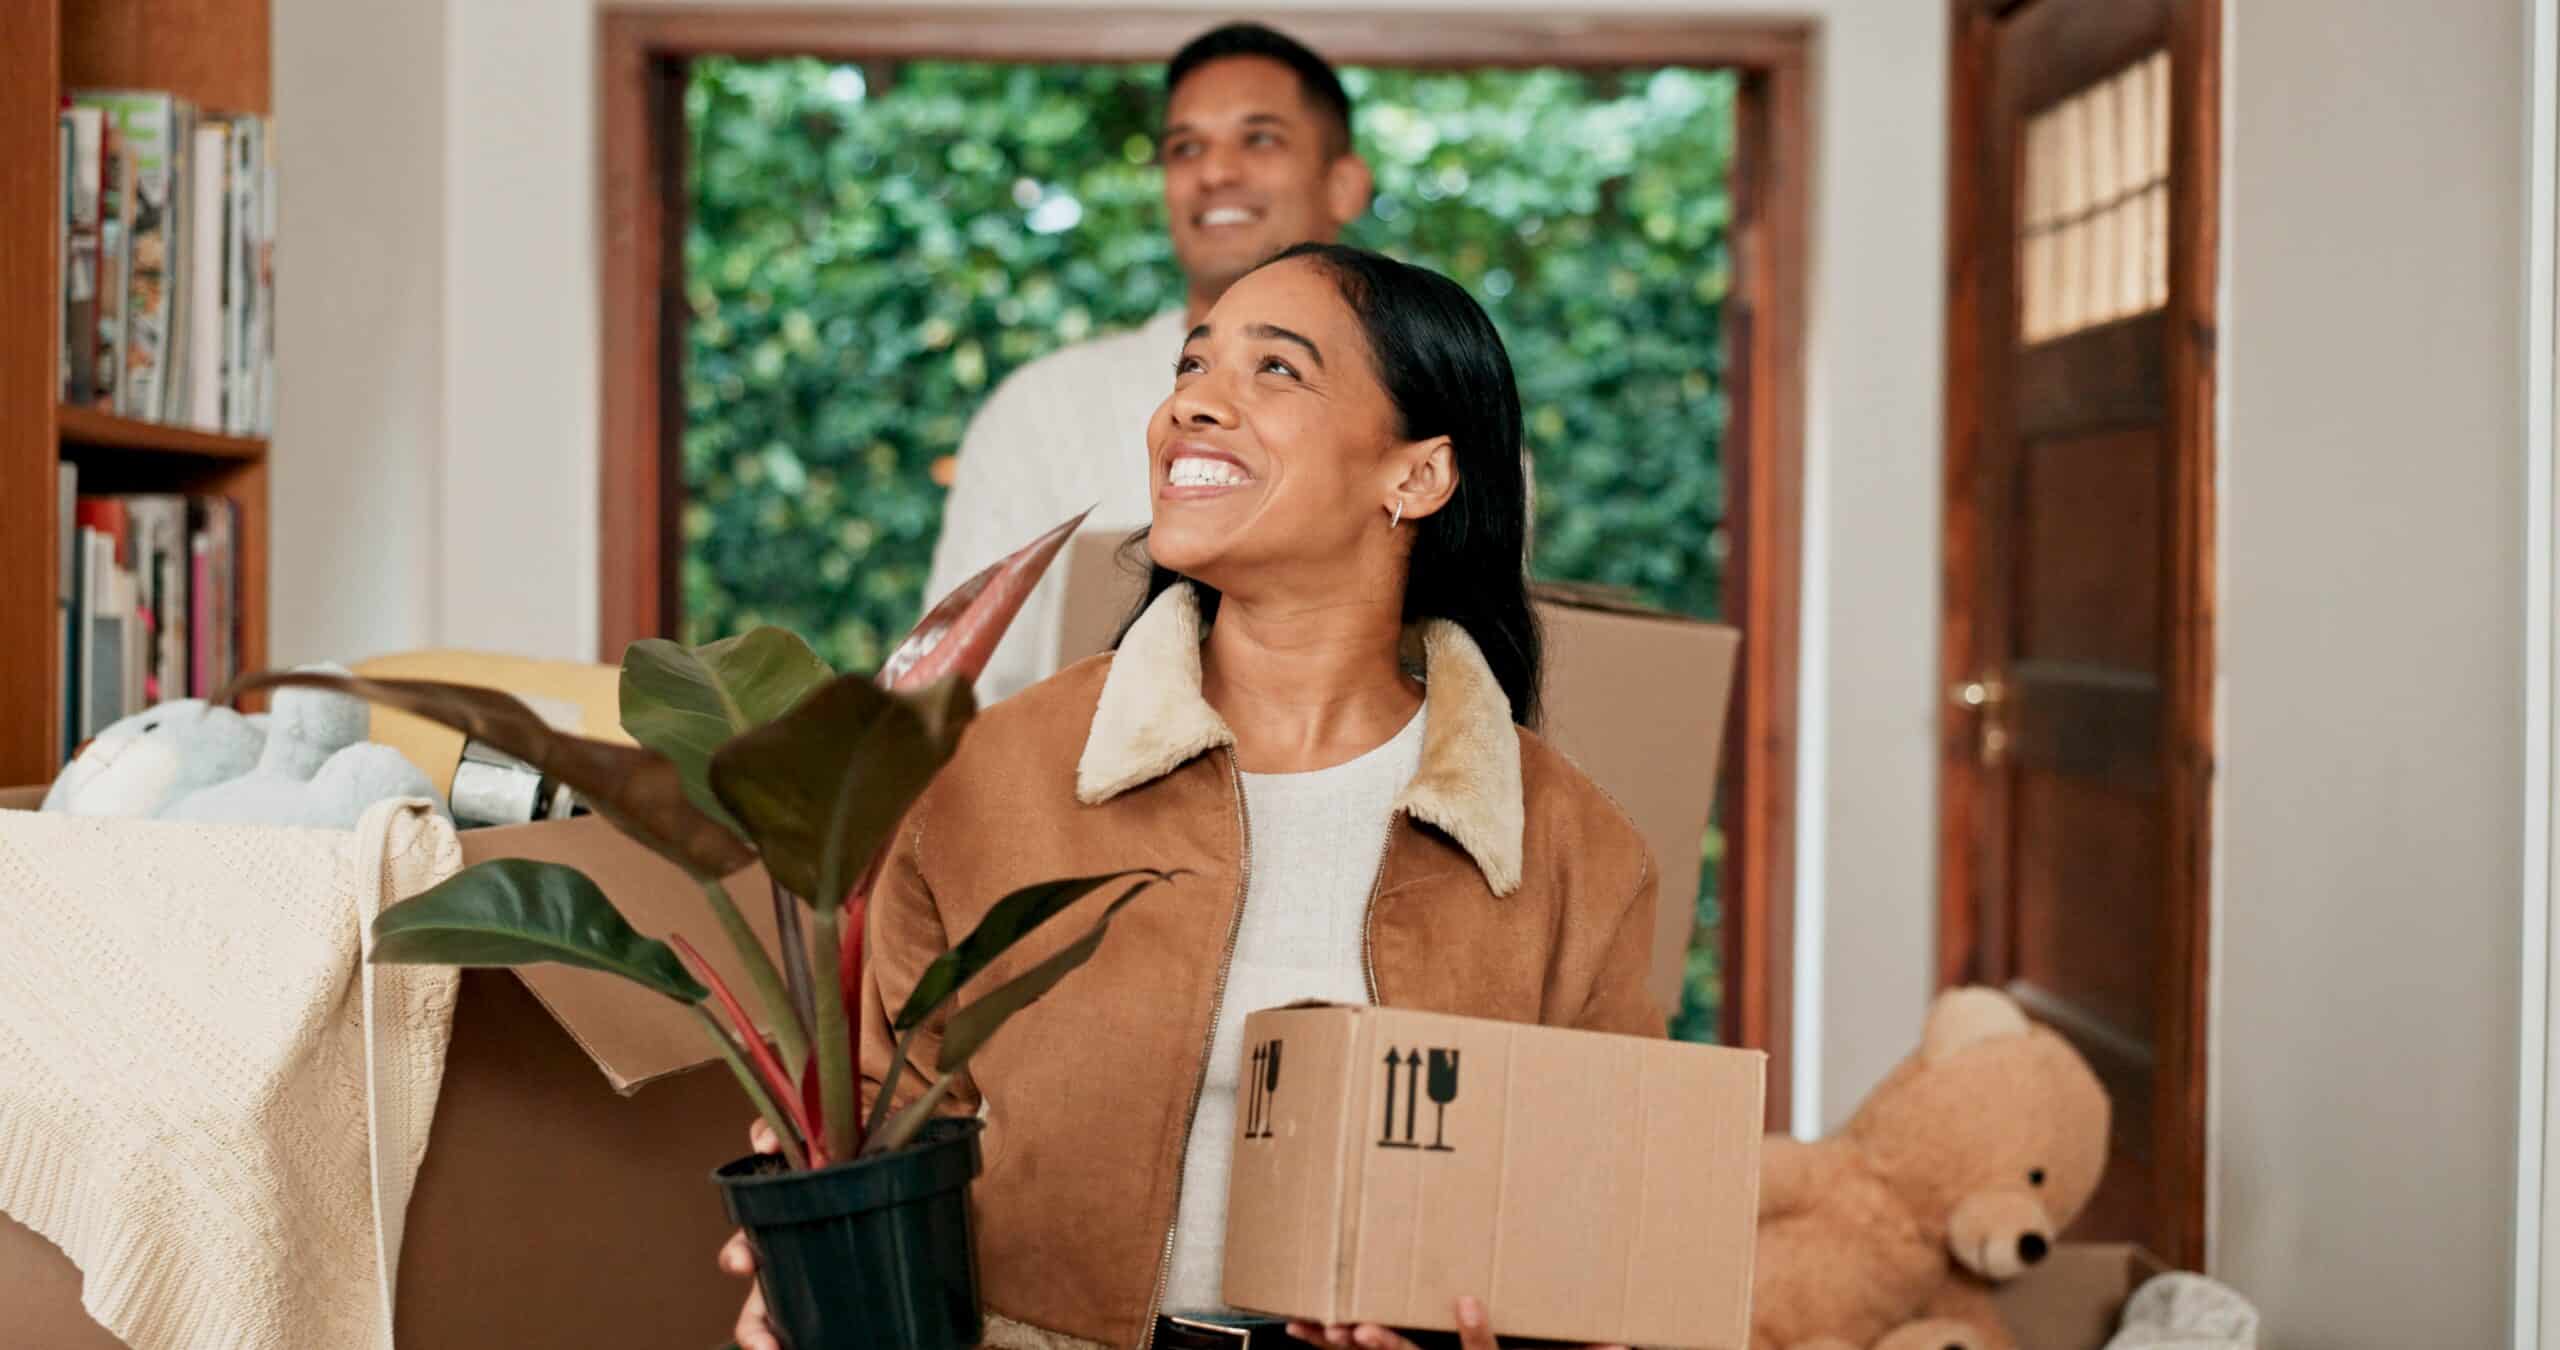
[1388,499,1405,530]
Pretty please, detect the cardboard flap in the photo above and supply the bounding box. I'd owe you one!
[1991,1243,2170,1350]
[1055,530,1148,668]
[1528,579,1660,617]
[458,815,783,1094]
[1535,605,1739,1013]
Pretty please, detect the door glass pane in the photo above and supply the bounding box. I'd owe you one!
[2017,49,2169,344]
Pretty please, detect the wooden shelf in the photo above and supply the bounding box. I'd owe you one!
[2,0,273,786]
[57,405,265,460]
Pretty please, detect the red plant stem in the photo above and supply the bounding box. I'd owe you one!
[798,1048,824,1154]
[675,933,823,1166]
[692,1006,808,1172]
[838,851,884,994]
[809,906,857,1162]
[696,878,809,1075]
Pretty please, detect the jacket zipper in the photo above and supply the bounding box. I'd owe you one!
[1359,813,1398,1004]
[1139,750,1257,1350]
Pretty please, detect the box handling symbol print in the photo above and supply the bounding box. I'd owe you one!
[1246,1038,1283,1140]
[1379,1047,1460,1153]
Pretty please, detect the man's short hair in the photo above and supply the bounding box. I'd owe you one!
[1165,22,1354,155]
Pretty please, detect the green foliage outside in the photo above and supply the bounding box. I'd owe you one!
[682,58,1733,1041]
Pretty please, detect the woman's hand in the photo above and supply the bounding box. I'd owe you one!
[720,1119,783,1350]
[1288,1296,1630,1350]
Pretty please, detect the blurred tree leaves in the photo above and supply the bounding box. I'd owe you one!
[683,57,1733,1039]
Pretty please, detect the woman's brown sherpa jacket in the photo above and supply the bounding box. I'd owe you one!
[860,584,1665,1350]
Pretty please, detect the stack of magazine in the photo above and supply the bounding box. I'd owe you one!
[56,90,274,435]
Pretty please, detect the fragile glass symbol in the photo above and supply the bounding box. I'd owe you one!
[1380,1046,1460,1152]
[1246,1039,1283,1139]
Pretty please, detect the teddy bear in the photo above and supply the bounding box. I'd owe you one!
[1749,986,2111,1350]
[45,668,442,829]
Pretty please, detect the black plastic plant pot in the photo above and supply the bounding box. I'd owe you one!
[714,1117,986,1350]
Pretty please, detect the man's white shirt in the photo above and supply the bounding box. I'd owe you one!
[921,308,1189,703]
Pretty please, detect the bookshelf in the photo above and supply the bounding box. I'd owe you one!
[0,0,271,786]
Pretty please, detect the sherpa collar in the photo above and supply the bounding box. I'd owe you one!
[1074,584,1527,896]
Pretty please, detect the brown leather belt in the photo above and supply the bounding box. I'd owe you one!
[1153,1315,1298,1350]
[1153,1315,1487,1350]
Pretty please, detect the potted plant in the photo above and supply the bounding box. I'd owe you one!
[232,512,1167,1349]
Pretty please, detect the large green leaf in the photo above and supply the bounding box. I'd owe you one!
[707,675,974,908]
[620,628,835,833]
[894,868,1178,1030]
[933,874,1168,1072]
[225,670,754,879]
[370,858,709,1004]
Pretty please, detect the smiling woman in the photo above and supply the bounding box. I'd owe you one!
[735,240,1664,1350]
[1135,243,1542,734]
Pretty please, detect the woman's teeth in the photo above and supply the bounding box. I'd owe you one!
[1168,457,1251,488]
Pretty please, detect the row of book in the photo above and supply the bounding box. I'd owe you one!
[56,91,275,436]
[55,464,244,759]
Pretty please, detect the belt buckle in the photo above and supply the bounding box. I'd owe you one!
[1164,1315,1257,1348]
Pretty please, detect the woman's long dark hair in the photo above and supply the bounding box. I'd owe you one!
[1115,242,1543,726]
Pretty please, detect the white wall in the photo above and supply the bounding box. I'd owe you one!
[2538,0,2560,1333]
[2216,0,2530,1342]
[269,0,446,665]
[441,0,599,656]
[289,0,1951,1133]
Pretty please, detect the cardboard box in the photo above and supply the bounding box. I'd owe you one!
[0,787,773,1347]
[1053,533,1742,1016]
[1991,1243,2169,1350]
[1221,1004,1765,1348]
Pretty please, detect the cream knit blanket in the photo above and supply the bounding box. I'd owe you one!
[0,799,462,1350]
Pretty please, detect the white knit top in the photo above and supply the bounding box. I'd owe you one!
[1163,710,1427,1314]
[922,308,1189,706]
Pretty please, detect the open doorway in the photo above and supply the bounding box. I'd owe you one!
[598,10,1806,1115]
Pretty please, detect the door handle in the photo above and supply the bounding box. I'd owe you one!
[1948,674,2011,766]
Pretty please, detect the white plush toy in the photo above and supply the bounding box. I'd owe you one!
[46,665,444,829]
[41,699,266,817]
[160,671,443,829]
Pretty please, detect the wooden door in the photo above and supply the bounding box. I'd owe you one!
[1942,0,2217,1267]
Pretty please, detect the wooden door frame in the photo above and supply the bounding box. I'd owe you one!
[1938,0,2218,1266]
[598,6,1811,1122]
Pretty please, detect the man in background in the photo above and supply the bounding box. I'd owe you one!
[920,21,1372,702]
